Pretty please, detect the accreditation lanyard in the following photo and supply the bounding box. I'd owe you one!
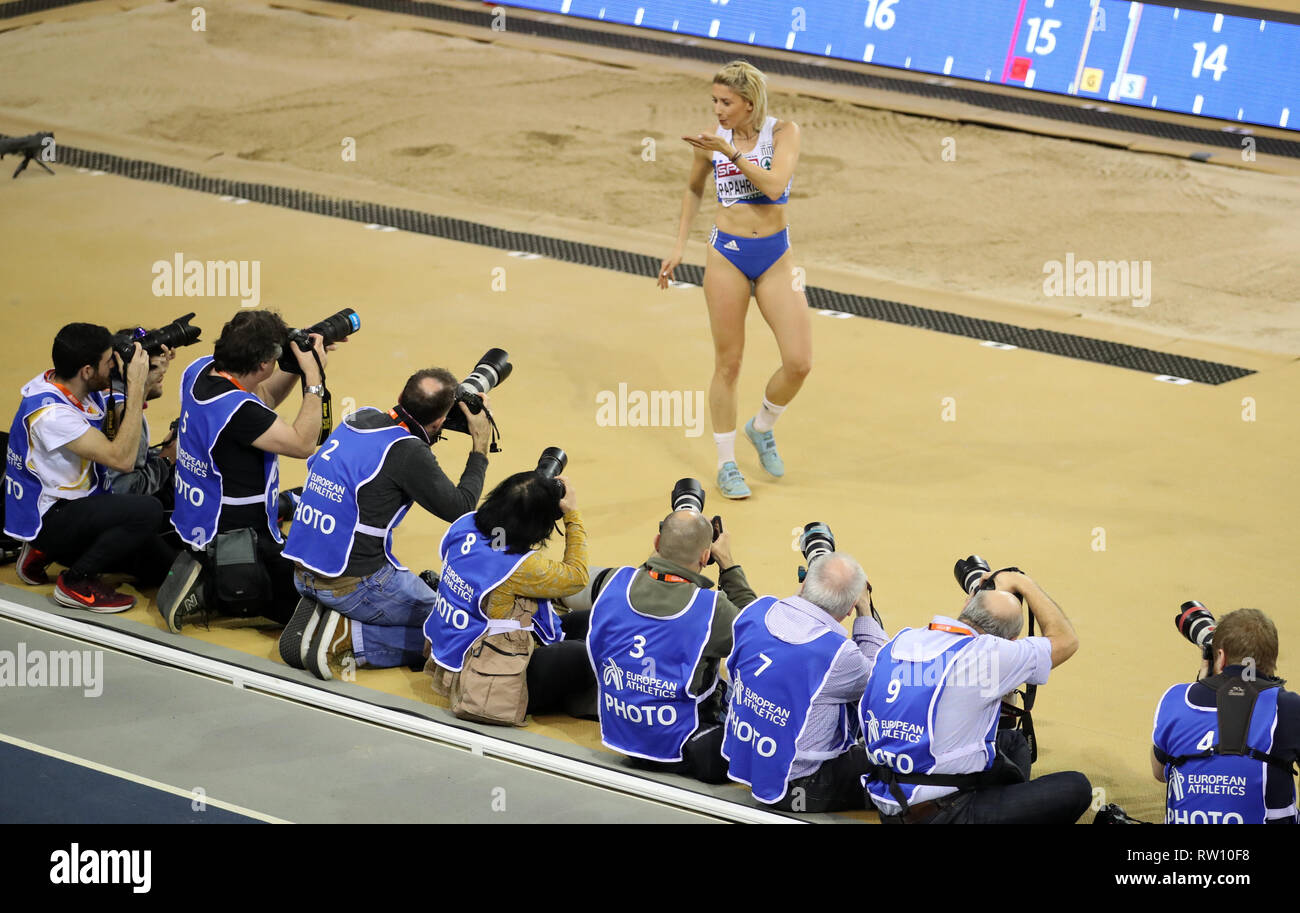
[928,622,976,637]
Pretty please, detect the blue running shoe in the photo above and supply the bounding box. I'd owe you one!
[744,419,785,478]
[717,461,751,499]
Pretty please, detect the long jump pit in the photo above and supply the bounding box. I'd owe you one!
[0,0,1297,828]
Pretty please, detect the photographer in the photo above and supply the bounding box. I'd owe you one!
[278,369,491,679]
[1152,608,1299,823]
[105,338,178,504]
[4,323,177,611]
[861,569,1091,823]
[582,510,757,784]
[723,552,886,812]
[424,468,592,724]
[160,309,336,631]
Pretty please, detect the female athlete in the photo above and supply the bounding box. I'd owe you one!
[658,60,810,499]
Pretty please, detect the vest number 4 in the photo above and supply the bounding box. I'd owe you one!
[1198,729,1215,752]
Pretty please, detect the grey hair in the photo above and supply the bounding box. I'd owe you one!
[958,590,1022,640]
[800,553,867,621]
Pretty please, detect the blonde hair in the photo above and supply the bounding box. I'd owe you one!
[713,60,768,133]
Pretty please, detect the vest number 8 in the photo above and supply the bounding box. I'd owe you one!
[461,533,476,555]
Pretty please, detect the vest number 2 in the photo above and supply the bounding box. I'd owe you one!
[320,439,340,461]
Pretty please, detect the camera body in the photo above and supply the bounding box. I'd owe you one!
[111,313,202,365]
[277,308,360,374]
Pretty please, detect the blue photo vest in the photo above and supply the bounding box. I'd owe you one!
[722,597,852,804]
[586,565,719,762]
[171,356,280,549]
[1155,683,1280,824]
[424,512,565,673]
[860,628,997,810]
[4,373,110,541]
[282,409,411,576]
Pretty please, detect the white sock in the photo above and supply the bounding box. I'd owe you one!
[714,431,737,467]
[752,397,787,433]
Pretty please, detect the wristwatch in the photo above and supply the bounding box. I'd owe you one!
[304,384,326,397]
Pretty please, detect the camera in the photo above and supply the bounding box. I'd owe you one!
[1093,804,1148,824]
[954,555,992,595]
[278,308,360,374]
[111,313,202,364]
[796,521,835,582]
[441,348,512,436]
[1175,600,1216,662]
[536,446,567,480]
[668,478,723,565]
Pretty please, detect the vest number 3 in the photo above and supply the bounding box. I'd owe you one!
[629,635,646,659]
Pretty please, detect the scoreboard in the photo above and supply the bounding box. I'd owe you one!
[500,0,1299,130]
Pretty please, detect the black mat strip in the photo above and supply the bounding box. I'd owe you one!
[0,0,94,20]
[7,136,1254,384]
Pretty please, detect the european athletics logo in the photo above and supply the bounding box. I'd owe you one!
[602,658,624,691]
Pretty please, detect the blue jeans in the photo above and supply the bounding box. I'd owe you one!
[294,563,432,670]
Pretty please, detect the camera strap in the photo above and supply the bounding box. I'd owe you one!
[304,350,331,446]
[1167,675,1295,773]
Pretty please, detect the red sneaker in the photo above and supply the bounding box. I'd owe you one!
[16,542,52,586]
[53,573,136,613]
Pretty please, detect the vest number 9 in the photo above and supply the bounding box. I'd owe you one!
[4,476,23,499]
[629,635,646,659]
[461,533,476,555]
[885,678,902,703]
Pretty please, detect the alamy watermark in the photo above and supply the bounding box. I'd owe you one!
[0,643,103,697]
[152,252,261,307]
[1042,253,1151,307]
[595,383,705,438]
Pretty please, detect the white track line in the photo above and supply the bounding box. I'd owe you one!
[0,731,290,823]
[0,597,799,824]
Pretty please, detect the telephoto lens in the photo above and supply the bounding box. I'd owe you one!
[671,478,706,513]
[460,348,512,396]
[954,555,992,595]
[442,348,512,435]
[796,522,836,582]
[536,446,567,480]
[1175,600,1217,659]
[306,308,361,346]
[112,313,203,363]
[278,308,360,373]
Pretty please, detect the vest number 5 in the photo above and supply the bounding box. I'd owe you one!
[629,635,646,659]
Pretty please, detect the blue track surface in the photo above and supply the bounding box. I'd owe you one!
[0,740,264,824]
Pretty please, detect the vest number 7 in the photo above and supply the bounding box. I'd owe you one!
[755,653,772,676]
